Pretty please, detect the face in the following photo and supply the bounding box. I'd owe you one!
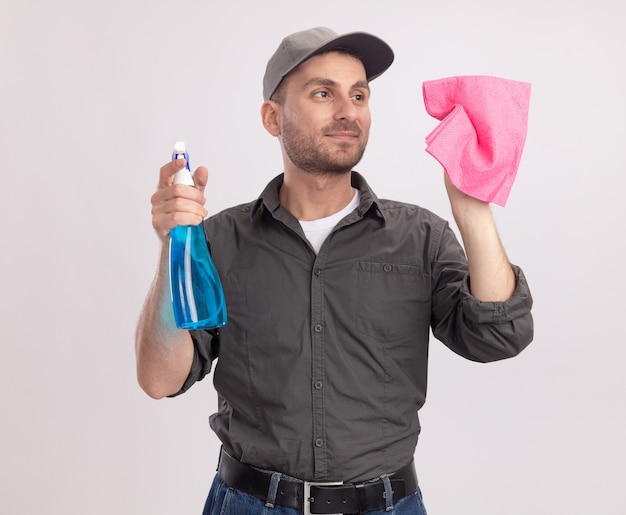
[275,51,371,177]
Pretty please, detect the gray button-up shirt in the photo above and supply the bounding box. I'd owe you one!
[176,172,534,483]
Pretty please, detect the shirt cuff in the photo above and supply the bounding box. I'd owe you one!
[460,265,533,324]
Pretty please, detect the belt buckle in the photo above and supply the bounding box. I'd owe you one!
[304,480,343,515]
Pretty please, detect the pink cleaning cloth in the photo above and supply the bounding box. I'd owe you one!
[422,76,531,206]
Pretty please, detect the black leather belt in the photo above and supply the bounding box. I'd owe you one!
[217,449,417,514]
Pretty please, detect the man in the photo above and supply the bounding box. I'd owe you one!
[135,27,534,515]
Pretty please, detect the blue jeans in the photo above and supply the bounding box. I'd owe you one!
[202,474,428,515]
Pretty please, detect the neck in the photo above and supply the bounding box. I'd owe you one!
[279,169,355,221]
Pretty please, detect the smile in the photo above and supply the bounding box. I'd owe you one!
[326,132,359,141]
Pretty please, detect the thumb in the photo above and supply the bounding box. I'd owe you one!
[193,166,209,193]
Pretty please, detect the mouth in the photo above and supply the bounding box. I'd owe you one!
[326,131,359,142]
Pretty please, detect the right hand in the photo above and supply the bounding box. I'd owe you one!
[150,158,209,242]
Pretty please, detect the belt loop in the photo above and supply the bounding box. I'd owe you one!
[382,475,394,512]
[265,472,282,508]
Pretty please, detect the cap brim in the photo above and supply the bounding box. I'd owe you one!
[309,32,395,82]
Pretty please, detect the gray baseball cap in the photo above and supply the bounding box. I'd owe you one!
[263,26,394,101]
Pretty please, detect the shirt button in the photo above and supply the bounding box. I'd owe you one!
[314,381,323,390]
[383,264,393,272]
[315,438,324,448]
[314,323,323,333]
[314,268,322,276]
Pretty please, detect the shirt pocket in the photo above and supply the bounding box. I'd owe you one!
[355,261,431,342]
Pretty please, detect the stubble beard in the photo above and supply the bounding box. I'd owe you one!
[281,116,368,177]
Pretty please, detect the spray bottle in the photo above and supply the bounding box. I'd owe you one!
[169,142,227,329]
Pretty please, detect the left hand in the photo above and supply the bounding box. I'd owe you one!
[443,170,490,216]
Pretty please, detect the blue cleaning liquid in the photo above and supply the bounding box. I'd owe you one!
[169,143,227,329]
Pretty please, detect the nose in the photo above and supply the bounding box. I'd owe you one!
[333,94,358,123]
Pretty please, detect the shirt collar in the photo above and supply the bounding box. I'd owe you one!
[250,171,386,224]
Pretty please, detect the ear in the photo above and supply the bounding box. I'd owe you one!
[261,100,281,137]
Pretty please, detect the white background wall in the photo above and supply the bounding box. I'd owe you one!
[1,0,625,513]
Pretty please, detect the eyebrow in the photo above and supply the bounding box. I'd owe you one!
[302,77,370,92]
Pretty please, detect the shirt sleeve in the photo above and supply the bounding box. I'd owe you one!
[167,329,220,397]
[430,221,534,362]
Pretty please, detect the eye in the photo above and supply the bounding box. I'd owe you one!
[351,91,369,103]
[313,91,330,99]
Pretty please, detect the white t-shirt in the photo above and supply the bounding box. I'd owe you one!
[298,189,360,254]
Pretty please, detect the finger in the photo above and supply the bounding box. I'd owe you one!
[157,158,187,188]
[151,198,206,239]
[152,211,205,237]
[154,181,205,204]
[151,189,206,230]
[152,194,206,218]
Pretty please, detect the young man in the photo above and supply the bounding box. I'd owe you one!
[136,27,534,515]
